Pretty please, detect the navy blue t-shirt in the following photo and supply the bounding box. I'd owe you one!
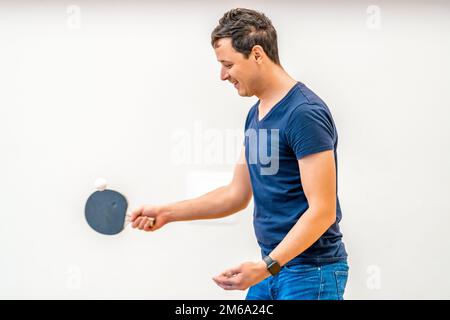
[244,81,347,265]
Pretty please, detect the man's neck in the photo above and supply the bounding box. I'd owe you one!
[255,66,298,116]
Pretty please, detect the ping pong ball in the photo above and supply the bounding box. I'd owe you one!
[94,177,107,191]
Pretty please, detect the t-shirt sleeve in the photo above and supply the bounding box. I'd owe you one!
[285,104,335,159]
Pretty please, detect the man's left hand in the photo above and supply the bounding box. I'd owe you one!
[212,261,271,291]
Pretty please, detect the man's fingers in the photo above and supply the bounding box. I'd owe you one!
[222,277,240,287]
[221,270,233,277]
[213,278,234,290]
[131,215,156,231]
[132,217,142,228]
[214,274,240,287]
[143,218,154,231]
[222,270,239,277]
[221,266,241,278]
[138,217,148,230]
[213,277,240,291]
[130,207,143,222]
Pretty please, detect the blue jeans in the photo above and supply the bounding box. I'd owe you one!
[245,260,349,300]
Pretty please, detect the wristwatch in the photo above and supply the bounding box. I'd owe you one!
[263,255,281,276]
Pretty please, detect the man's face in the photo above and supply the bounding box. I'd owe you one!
[214,38,259,97]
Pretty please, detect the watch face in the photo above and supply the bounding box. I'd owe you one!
[268,261,281,275]
[263,256,281,275]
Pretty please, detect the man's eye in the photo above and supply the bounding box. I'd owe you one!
[225,64,233,69]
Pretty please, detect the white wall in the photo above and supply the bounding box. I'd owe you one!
[1,0,449,299]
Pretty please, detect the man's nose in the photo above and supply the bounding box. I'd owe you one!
[220,67,229,81]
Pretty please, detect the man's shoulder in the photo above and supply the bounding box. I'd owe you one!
[286,83,332,119]
[291,82,328,109]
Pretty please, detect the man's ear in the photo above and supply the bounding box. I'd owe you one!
[252,45,264,64]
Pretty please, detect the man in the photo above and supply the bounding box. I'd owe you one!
[131,8,348,300]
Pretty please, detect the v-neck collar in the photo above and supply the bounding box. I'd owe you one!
[255,82,300,123]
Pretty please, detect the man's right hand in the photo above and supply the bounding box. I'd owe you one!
[130,205,170,232]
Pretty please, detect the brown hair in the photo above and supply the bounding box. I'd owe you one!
[211,8,281,65]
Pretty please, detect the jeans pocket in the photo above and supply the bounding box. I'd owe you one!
[334,271,348,300]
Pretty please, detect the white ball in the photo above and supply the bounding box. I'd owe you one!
[94,177,107,191]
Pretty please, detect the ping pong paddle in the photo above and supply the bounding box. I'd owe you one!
[84,179,154,235]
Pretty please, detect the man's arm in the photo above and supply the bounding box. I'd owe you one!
[163,147,252,223]
[268,149,337,266]
[212,149,337,291]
